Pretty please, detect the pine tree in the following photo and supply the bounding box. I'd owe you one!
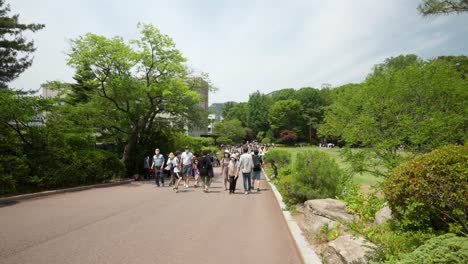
[0,0,44,88]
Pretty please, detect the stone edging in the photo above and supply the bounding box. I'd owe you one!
[263,172,322,264]
[0,179,133,203]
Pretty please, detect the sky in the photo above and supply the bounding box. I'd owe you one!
[9,0,468,104]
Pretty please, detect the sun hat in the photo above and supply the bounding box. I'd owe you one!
[231,154,237,160]
[168,152,175,158]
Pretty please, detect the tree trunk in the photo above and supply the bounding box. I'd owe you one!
[122,128,139,176]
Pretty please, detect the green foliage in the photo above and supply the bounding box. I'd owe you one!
[320,55,468,175]
[338,183,385,222]
[268,99,305,136]
[418,0,468,16]
[0,0,45,88]
[212,119,245,144]
[261,137,271,144]
[353,223,437,263]
[387,233,468,264]
[315,223,342,243]
[263,148,291,177]
[247,91,271,137]
[290,150,344,204]
[67,23,205,175]
[384,144,468,234]
[222,102,248,127]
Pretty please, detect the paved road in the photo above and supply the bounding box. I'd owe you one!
[0,168,301,264]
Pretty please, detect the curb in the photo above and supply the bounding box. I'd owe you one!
[0,179,133,203]
[264,172,322,264]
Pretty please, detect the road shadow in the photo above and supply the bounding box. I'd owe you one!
[0,200,19,208]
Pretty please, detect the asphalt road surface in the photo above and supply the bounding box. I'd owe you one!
[0,168,301,264]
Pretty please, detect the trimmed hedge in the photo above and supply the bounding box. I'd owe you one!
[384,144,467,234]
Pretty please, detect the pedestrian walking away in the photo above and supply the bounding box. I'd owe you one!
[172,151,182,193]
[228,154,239,194]
[237,147,254,194]
[152,148,165,187]
[198,149,213,193]
[220,151,230,191]
[180,146,194,188]
[143,152,150,180]
[251,149,263,192]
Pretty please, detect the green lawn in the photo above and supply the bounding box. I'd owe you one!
[280,147,382,188]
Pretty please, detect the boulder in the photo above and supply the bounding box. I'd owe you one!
[374,205,393,225]
[324,234,376,264]
[295,203,305,214]
[304,199,356,233]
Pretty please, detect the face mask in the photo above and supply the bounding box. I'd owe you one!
[185,150,189,153]
[155,151,160,155]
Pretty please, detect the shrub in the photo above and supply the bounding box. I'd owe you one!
[338,182,385,222]
[388,234,468,264]
[291,150,344,202]
[384,144,468,233]
[263,148,291,178]
[279,129,298,145]
[261,137,271,144]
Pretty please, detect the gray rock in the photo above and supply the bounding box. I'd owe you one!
[325,234,376,264]
[374,205,393,225]
[305,199,356,223]
[295,203,305,214]
[304,213,337,233]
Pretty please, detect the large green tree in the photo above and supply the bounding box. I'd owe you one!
[0,0,44,88]
[295,87,327,143]
[320,56,468,175]
[268,99,305,137]
[67,23,203,174]
[246,91,271,137]
[418,0,468,16]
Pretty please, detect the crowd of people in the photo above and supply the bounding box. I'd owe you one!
[142,142,268,195]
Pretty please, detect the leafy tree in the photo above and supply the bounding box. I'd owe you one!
[0,0,44,88]
[268,99,305,138]
[295,87,327,143]
[320,56,468,175]
[418,0,468,16]
[279,130,298,145]
[67,23,203,174]
[222,101,248,126]
[270,88,296,102]
[246,91,271,137]
[212,119,245,144]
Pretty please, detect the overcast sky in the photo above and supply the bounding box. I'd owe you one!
[9,0,468,104]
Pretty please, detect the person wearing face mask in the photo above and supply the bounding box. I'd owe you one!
[180,146,194,188]
[151,148,165,187]
[228,154,239,194]
[220,151,231,191]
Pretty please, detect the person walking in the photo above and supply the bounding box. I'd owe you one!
[198,150,213,193]
[165,152,175,186]
[220,151,230,191]
[237,147,254,195]
[251,149,263,192]
[172,151,182,193]
[228,154,239,194]
[152,148,165,187]
[180,146,194,188]
[143,152,150,180]
[192,153,200,188]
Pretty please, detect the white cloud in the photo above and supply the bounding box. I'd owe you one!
[8,0,468,103]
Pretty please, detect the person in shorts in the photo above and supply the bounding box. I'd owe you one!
[180,146,193,188]
[251,149,263,192]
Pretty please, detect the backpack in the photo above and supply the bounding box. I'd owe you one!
[253,155,261,171]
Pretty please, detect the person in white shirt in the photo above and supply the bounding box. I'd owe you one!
[236,147,254,194]
[151,148,165,187]
[180,146,194,188]
[172,151,182,193]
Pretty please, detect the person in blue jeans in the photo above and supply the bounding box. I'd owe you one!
[151,148,165,187]
[236,147,254,195]
[143,153,150,180]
